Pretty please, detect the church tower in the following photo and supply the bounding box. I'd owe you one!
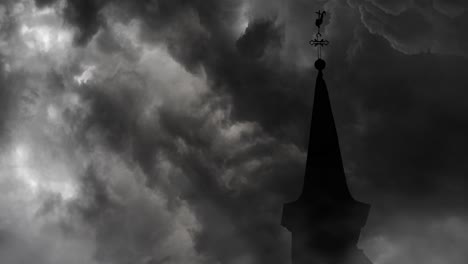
[281,11,371,264]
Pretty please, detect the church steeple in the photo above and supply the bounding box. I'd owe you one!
[301,59,352,201]
[281,11,371,264]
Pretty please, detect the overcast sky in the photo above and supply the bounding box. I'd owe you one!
[1,0,468,264]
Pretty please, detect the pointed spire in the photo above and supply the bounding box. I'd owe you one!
[281,58,372,264]
[281,10,371,264]
[301,59,352,200]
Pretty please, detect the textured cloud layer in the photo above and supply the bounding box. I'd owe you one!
[0,0,468,264]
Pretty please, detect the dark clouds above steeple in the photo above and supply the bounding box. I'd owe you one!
[1,0,468,263]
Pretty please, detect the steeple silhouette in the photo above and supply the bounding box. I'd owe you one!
[281,59,372,264]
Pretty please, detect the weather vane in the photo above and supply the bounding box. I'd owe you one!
[309,10,329,59]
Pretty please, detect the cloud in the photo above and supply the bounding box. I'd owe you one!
[1,2,303,263]
[34,0,57,8]
[62,0,109,45]
[1,0,467,264]
[236,19,282,59]
[362,213,468,264]
[354,0,468,56]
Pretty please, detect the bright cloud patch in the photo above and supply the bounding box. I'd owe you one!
[20,23,71,53]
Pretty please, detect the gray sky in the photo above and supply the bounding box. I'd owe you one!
[1,0,468,263]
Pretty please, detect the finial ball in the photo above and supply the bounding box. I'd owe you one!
[315,59,326,70]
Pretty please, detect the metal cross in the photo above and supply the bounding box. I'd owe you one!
[309,10,329,59]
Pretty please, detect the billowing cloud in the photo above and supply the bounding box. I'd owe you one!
[1,0,468,264]
[352,0,468,56]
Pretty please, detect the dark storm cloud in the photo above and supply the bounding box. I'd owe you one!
[69,165,180,264]
[63,0,108,45]
[361,5,433,44]
[35,0,314,143]
[236,19,282,59]
[341,32,468,210]
[157,108,301,263]
[116,0,310,146]
[74,78,300,262]
[25,0,468,263]
[352,0,468,55]
[54,2,314,260]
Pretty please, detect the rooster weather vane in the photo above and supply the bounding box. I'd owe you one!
[309,10,329,59]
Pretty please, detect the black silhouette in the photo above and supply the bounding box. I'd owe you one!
[281,11,371,264]
[308,38,330,48]
[309,11,329,59]
[281,58,371,264]
[315,11,326,37]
